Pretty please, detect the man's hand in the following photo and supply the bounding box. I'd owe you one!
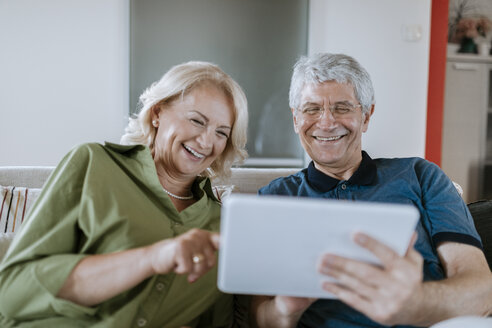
[318,232,424,326]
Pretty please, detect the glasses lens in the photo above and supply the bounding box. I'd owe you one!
[299,104,360,120]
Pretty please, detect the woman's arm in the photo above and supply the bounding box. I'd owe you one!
[57,229,219,306]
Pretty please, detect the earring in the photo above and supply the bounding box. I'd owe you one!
[152,119,158,127]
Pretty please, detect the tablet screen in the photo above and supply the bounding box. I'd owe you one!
[217,194,419,298]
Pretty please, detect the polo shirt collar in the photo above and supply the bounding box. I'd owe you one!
[307,151,377,192]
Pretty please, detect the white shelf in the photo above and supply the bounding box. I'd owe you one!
[447,53,492,64]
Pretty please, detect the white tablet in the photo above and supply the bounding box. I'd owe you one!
[217,194,419,299]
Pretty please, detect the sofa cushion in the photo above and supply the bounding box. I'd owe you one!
[212,185,236,203]
[0,166,54,189]
[467,200,492,270]
[0,186,41,234]
[213,168,299,194]
[0,185,42,261]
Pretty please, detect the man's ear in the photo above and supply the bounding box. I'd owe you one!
[362,104,375,133]
[291,108,299,134]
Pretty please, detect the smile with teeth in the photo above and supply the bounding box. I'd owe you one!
[183,144,205,159]
[314,135,344,141]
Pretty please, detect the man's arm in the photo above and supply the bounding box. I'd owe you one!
[319,232,492,327]
[251,295,315,328]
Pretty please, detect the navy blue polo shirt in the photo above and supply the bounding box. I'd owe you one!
[258,151,482,328]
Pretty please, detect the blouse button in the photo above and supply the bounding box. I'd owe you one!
[156,282,165,291]
[137,318,147,327]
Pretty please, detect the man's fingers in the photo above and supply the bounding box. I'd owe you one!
[319,254,385,288]
[353,232,399,267]
[322,281,373,314]
[405,232,418,253]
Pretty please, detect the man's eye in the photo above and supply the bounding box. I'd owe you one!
[303,108,321,115]
[334,105,351,113]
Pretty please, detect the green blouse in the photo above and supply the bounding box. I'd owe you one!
[0,142,232,328]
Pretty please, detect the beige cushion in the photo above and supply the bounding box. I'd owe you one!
[0,166,54,189]
[212,185,236,202]
[0,186,42,261]
[214,168,299,194]
[0,186,42,233]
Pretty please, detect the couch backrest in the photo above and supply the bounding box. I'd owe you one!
[0,166,300,194]
[0,166,55,189]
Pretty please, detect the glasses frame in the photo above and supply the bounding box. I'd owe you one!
[296,102,362,121]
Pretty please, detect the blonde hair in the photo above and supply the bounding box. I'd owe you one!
[121,61,248,179]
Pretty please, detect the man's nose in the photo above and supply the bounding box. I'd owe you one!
[318,108,337,126]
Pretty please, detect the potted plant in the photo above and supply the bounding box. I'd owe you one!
[448,0,492,55]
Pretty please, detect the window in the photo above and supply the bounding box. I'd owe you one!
[130,0,308,167]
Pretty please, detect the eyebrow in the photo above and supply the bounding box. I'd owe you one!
[300,102,322,109]
[191,110,232,130]
[334,100,355,106]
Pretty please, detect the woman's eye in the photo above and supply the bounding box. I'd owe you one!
[191,119,204,126]
[217,131,229,138]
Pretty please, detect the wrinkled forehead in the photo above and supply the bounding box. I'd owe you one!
[299,81,357,105]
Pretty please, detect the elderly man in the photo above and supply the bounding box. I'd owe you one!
[251,53,492,328]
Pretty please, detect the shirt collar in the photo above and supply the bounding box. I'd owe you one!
[104,141,146,154]
[306,151,377,192]
[104,141,219,202]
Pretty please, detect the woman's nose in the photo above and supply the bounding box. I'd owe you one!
[197,129,214,149]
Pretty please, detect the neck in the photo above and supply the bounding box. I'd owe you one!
[314,153,363,181]
[154,163,195,198]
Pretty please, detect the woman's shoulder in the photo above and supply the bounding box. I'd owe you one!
[62,142,149,164]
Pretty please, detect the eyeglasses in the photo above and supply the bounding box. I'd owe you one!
[297,103,362,120]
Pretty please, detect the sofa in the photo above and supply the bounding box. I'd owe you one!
[1,166,491,328]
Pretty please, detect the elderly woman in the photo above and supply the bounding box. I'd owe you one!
[0,61,248,327]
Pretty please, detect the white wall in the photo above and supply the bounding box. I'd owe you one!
[309,0,431,159]
[0,0,129,166]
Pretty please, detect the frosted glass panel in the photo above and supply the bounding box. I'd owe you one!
[130,0,308,166]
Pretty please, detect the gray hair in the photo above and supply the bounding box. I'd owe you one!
[120,61,248,179]
[289,53,375,114]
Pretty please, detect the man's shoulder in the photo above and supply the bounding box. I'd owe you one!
[374,156,440,174]
[258,169,306,195]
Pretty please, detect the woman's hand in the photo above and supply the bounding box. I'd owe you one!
[148,228,220,282]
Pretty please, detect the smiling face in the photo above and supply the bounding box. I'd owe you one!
[151,84,234,179]
[293,81,373,176]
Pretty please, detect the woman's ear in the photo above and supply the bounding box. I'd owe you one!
[150,105,162,128]
[151,105,161,121]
